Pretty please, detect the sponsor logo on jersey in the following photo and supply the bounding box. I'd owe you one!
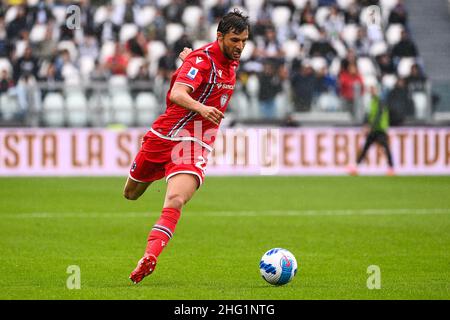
[216,83,235,90]
[187,67,199,80]
[196,57,203,64]
[220,94,229,107]
[218,69,223,77]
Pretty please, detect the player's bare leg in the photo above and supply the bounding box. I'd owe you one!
[123,177,151,200]
[130,174,199,284]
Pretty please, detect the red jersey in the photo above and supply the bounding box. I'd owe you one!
[150,40,239,152]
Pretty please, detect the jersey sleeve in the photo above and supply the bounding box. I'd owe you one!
[174,52,211,92]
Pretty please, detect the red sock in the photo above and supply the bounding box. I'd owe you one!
[145,208,181,258]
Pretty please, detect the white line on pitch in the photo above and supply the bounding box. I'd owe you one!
[2,208,450,219]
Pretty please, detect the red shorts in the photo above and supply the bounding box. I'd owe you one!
[129,131,209,187]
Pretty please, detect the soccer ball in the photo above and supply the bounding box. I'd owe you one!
[259,248,297,286]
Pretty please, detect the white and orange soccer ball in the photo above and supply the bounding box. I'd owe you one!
[259,248,298,286]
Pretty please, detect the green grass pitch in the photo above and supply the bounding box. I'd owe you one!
[0,176,449,300]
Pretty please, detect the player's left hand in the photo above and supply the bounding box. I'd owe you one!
[179,47,193,62]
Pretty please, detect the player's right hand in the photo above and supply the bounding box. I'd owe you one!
[199,105,224,126]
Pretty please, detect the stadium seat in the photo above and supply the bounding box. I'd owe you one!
[0,58,13,76]
[127,57,146,79]
[30,24,47,43]
[111,92,135,126]
[380,0,399,10]
[386,24,404,46]
[79,56,95,80]
[282,40,300,62]
[147,40,167,76]
[66,93,88,127]
[165,23,184,46]
[94,5,109,25]
[182,6,204,30]
[120,24,138,43]
[329,57,342,76]
[135,92,159,126]
[362,74,378,88]
[244,0,264,22]
[382,74,397,90]
[315,92,342,112]
[5,6,18,25]
[203,0,219,11]
[88,93,112,126]
[331,39,347,58]
[99,41,116,64]
[292,0,317,10]
[52,5,67,26]
[147,40,167,63]
[209,23,219,42]
[108,75,129,95]
[412,92,428,120]
[193,40,208,50]
[271,6,292,28]
[0,94,19,121]
[315,6,331,28]
[42,92,65,127]
[299,24,320,42]
[369,41,388,57]
[135,6,156,27]
[14,40,27,59]
[357,57,378,76]
[240,40,255,61]
[341,24,359,46]
[58,41,78,62]
[397,57,417,78]
[310,56,328,72]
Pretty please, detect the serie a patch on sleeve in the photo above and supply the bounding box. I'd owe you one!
[187,67,199,80]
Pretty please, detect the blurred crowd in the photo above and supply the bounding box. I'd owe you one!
[0,0,430,126]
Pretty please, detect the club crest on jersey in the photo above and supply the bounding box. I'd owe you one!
[187,67,199,80]
[220,94,229,107]
[218,69,223,78]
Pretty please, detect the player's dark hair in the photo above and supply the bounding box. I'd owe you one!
[217,9,250,35]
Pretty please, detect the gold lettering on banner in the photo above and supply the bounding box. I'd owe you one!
[446,133,450,165]
[261,131,275,167]
[233,133,248,166]
[396,132,408,165]
[334,133,349,166]
[117,133,132,167]
[210,131,224,166]
[424,132,439,166]
[376,144,384,166]
[413,133,419,165]
[4,134,19,168]
[42,134,57,167]
[71,134,82,167]
[282,133,294,167]
[24,134,35,166]
[316,133,326,167]
[300,134,310,167]
[88,134,103,166]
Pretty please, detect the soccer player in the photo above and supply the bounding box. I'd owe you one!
[349,85,395,176]
[125,9,250,284]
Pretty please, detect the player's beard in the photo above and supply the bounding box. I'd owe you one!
[224,45,241,61]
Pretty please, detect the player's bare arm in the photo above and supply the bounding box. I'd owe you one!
[170,83,224,126]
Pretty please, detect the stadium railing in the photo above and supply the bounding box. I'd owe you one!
[0,79,441,128]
